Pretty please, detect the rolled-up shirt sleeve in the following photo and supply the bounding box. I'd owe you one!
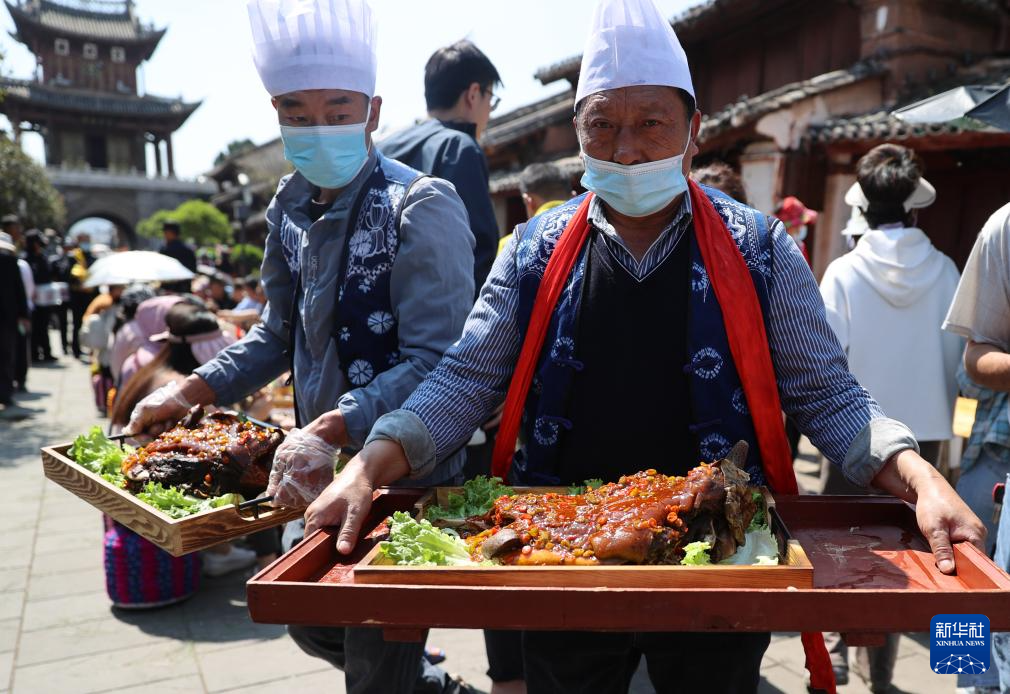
[766,219,916,487]
[367,231,523,479]
[335,177,476,449]
[194,190,292,405]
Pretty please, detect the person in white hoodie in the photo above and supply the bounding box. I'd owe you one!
[820,144,962,466]
[819,144,962,693]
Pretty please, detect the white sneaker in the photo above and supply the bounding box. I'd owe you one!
[201,545,257,577]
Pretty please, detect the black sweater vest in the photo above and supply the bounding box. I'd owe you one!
[555,229,696,484]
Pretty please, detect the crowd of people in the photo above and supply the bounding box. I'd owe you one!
[5,0,1010,692]
[0,215,105,418]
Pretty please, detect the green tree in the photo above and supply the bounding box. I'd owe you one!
[0,135,67,230]
[137,199,232,246]
[214,138,256,166]
[231,243,264,273]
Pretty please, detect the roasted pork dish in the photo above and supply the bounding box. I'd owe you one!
[463,444,759,566]
[122,406,284,498]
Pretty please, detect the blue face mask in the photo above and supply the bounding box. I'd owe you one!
[280,106,371,189]
[580,136,692,217]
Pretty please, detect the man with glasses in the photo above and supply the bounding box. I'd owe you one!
[381,40,502,291]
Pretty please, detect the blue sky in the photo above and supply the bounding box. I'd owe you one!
[1,0,700,179]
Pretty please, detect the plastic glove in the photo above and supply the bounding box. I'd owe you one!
[267,428,339,508]
[123,381,193,440]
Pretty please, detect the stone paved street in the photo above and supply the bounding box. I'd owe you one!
[1,350,953,693]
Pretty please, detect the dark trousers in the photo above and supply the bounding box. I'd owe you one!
[287,625,457,694]
[484,629,524,682]
[55,304,70,354]
[30,306,52,360]
[0,323,15,404]
[70,292,91,357]
[14,328,28,389]
[521,630,770,694]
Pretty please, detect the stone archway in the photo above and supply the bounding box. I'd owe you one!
[67,211,136,249]
[48,169,216,250]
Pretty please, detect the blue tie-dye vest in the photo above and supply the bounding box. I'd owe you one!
[512,187,775,485]
[281,155,423,389]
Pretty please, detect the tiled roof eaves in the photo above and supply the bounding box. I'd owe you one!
[808,59,1010,144]
[698,61,887,141]
[482,90,575,148]
[533,55,581,86]
[0,78,199,119]
[6,1,163,44]
[806,110,986,143]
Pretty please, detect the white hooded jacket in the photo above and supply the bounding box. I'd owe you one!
[819,226,962,440]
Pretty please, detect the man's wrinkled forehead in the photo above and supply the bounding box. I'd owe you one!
[577,85,688,119]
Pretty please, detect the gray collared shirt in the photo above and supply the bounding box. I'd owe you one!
[195,149,475,484]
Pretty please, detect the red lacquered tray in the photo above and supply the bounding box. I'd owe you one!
[247,490,1010,638]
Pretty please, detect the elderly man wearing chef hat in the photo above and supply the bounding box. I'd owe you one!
[300,1,983,692]
[125,0,475,691]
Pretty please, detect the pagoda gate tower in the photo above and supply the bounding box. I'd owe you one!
[1,0,214,244]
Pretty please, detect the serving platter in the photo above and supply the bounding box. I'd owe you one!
[247,490,1010,639]
[41,434,302,556]
[353,486,813,589]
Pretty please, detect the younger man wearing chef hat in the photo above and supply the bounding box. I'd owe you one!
[300,0,984,692]
[125,1,475,691]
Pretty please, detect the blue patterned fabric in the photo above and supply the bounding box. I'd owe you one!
[281,157,419,389]
[332,158,418,387]
[511,187,771,485]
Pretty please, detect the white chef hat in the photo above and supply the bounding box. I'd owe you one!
[575,0,695,106]
[247,0,378,98]
[844,177,936,214]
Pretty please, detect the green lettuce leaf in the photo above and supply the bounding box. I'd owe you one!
[135,483,244,519]
[135,482,201,519]
[748,490,767,531]
[70,426,132,486]
[682,540,712,565]
[424,475,513,521]
[379,511,473,566]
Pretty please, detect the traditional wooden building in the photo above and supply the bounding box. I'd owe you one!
[1,0,212,243]
[483,0,1010,276]
[206,137,288,245]
[2,0,198,177]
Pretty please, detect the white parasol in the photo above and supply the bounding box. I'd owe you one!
[84,251,195,288]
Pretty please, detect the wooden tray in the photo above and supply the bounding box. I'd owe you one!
[41,437,302,556]
[247,490,1010,638]
[354,486,813,589]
